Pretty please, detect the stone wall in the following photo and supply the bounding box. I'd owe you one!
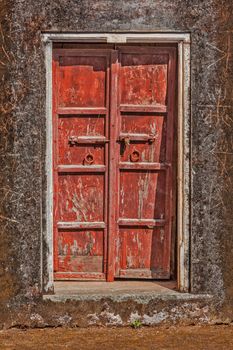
[0,0,233,327]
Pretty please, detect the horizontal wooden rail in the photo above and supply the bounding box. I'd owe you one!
[119,269,169,279]
[68,135,109,144]
[119,162,170,170]
[57,221,106,229]
[57,107,107,115]
[120,104,167,113]
[118,218,166,227]
[57,165,106,173]
[118,133,156,143]
[54,272,105,280]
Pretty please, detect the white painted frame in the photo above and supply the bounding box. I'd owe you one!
[42,32,191,293]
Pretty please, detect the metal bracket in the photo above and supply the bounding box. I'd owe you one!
[68,136,79,146]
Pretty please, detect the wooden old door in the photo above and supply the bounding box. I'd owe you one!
[52,46,176,281]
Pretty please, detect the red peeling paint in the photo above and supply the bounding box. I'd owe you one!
[52,46,176,281]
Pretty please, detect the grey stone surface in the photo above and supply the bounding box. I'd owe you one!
[0,0,233,327]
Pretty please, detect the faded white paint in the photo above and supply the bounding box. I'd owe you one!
[42,32,191,293]
[177,40,191,292]
[43,38,53,292]
[42,32,190,44]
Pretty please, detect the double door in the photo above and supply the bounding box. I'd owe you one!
[52,45,176,281]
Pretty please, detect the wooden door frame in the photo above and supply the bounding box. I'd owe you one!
[42,32,191,294]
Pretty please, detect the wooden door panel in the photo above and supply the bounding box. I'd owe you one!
[58,256,103,273]
[57,174,104,222]
[120,143,166,163]
[58,145,104,166]
[118,227,167,278]
[121,114,167,163]
[118,227,167,277]
[58,55,107,107]
[119,170,165,220]
[121,114,166,136]
[58,115,105,165]
[57,230,104,273]
[119,228,152,269]
[58,115,105,142]
[120,52,168,106]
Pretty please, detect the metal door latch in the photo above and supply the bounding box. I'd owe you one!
[148,134,156,143]
[123,136,130,147]
[68,136,78,146]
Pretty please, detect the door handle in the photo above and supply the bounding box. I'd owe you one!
[68,136,109,145]
[118,133,156,144]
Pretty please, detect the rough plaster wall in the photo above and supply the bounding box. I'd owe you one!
[0,0,233,314]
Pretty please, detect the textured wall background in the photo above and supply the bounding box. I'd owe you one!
[0,0,233,323]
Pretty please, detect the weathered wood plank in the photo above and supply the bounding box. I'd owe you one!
[120,105,167,113]
[119,162,170,170]
[57,165,106,173]
[57,107,107,115]
[119,269,170,279]
[57,222,105,229]
[118,218,166,227]
[54,272,105,280]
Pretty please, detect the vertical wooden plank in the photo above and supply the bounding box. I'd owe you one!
[52,55,59,272]
[107,50,119,281]
[163,48,177,274]
[103,54,110,276]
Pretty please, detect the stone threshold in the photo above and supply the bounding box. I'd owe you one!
[43,281,212,303]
